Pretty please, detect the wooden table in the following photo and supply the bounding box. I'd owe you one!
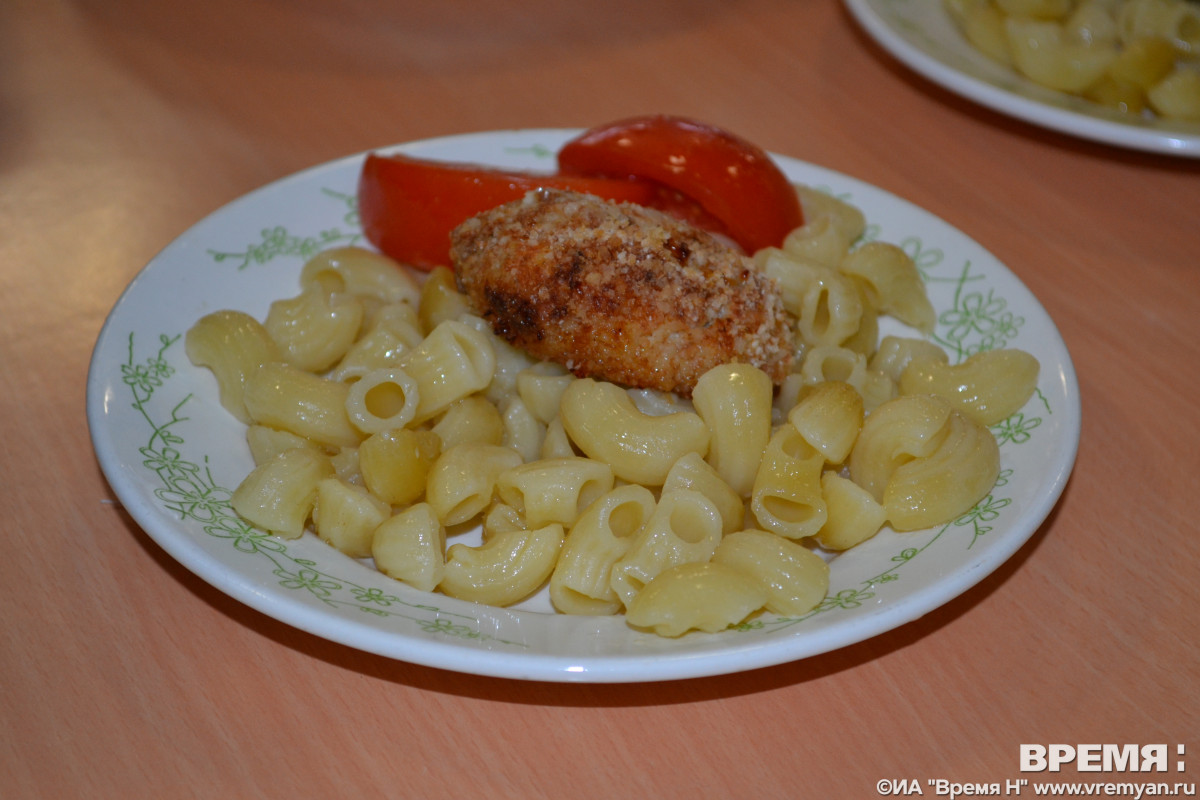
[4,0,1197,796]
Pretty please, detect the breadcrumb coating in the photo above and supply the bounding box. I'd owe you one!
[450,189,793,396]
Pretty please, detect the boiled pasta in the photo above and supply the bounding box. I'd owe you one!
[312,477,390,559]
[661,452,746,535]
[882,410,1001,532]
[185,310,282,425]
[424,443,523,526]
[245,424,318,465]
[691,362,774,497]
[559,378,710,486]
[898,348,1040,425]
[430,395,505,449]
[188,184,1039,635]
[946,0,1200,120]
[264,283,364,372]
[357,428,440,506]
[750,424,829,540]
[300,245,421,307]
[399,318,497,423]
[813,471,889,551]
[787,380,865,464]
[495,457,615,529]
[549,484,655,615]
[372,503,446,592]
[230,447,334,540]
[624,561,768,637]
[242,362,363,448]
[712,530,830,617]
[609,489,724,607]
[439,524,565,607]
[344,367,420,434]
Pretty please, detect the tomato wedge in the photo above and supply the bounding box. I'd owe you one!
[357,152,664,270]
[557,115,804,254]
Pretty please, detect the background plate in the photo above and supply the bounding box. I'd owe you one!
[845,0,1200,157]
[86,129,1080,683]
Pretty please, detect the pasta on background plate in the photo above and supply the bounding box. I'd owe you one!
[945,0,1200,120]
[186,186,1039,638]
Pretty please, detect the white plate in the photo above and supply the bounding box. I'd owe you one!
[86,129,1080,683]
[845,0,1200,157]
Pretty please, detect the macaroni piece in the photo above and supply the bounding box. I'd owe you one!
[898,348,1041,425]
[754,247,865,348]
[358,428,440,506]
[749,424,829,540]
[559,378,710,486]
[264,283,364,372]
[230,447,334,540]
[787,380,865,465]
[242,362,363,449]
[550,484,655,615]
[712,530,830,617]
[660,452,746,535]
[849,395,1001,532]
[498,395,544,463]
[300,245,421,307]
[430,396,504,450]
[344,367,420,434]
[399,318,496,424]
[372,503,446,592]
[326,302,421,383]
[495,457,615,529]
[691,363,775,497]
[839,242,936,334]
[848,394,956,502]
[813,472,889,551]
[609,489,724,607]
[440,525,565,607]
[312,477,390,559]
[796,184,867,244]
[624,561,769,637]
[882,410,1001,532]
[245,424,318,465]
[425,443,523,526]
[185,310,282,425]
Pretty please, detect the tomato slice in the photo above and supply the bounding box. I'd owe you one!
[357,152,664,270]
[557,115,804,254]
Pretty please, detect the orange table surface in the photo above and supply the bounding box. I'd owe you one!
[2,0,1196,797]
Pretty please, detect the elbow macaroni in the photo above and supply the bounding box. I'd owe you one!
[440,524,566,607]
[750,424,829,540]
[560,378,710,486]
[496,457,615,529]
[691,363,774,497]
[609,489,726,607]
[190,189,1037,634]
[185,310,282,424]
[550,484,656,615]
[898,348,1040,425]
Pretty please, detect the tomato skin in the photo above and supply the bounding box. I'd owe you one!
[557,115,804,254]
[357,152,664,270]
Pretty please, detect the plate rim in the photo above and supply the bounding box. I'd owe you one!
[86,128,1082,682]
